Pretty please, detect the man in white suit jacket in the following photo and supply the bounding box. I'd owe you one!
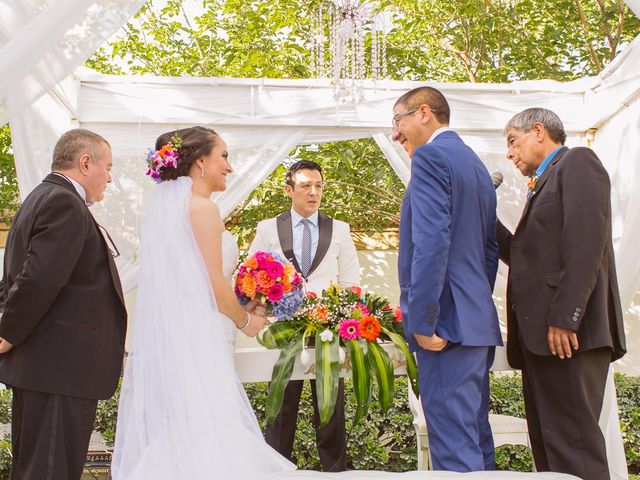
[249,160,360,471]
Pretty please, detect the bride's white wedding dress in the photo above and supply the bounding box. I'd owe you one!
[111,176,295,479]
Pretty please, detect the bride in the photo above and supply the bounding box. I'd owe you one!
[111,126,295,479]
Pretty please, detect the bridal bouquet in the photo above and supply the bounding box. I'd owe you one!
[235,251,304,320]
[258,284,418,427]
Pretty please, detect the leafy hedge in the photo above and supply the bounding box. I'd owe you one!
[0,372,638,476]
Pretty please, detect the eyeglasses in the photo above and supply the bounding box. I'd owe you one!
[98,224,120,259]
[392,107,420,128]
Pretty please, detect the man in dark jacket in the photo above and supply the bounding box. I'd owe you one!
[498,108,626,480]
[0,129,127,479]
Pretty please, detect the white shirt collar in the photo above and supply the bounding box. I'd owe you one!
[427,127,453,144]
[291,209,319,227]
[52,172,91,206]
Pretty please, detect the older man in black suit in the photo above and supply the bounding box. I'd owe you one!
[0,129,127,480]
[497,108,626,480]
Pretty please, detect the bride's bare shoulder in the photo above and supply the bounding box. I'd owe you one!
[189,195,221,222]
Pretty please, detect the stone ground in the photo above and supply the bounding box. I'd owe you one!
[0,423,109,451]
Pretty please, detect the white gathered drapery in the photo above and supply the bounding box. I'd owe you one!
[0,0,147,124]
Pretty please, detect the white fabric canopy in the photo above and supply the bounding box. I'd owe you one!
[0,0,146,124]
[627,0,640,17]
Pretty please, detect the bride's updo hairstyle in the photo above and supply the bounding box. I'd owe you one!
[156,126,219,182]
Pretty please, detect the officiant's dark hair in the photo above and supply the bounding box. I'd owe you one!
[285,160,323,189]
[156,126,219,181]
[396,86,450,125]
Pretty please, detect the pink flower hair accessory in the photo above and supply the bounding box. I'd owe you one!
[145,132,183,182]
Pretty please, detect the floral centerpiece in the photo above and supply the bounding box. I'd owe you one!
[234,251,304,320]
[258,284,418,427]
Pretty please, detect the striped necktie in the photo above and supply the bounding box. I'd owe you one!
[300,218,312,277]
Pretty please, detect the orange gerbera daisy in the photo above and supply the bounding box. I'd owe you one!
[358,315,381,342]
[245,257,259,270]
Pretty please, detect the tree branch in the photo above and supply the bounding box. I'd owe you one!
[572,0,602,70]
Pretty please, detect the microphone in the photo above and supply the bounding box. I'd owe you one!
[491,171,504,189]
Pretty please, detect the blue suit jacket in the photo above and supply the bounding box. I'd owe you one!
[398,131,502,352]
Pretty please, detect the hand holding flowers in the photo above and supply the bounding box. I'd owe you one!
[235,251,304,321]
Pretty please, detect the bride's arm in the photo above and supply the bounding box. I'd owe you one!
[190,197,267,337]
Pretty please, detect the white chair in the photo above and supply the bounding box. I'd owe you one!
[409,345,533,471]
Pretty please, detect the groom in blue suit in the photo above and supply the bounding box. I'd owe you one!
[393,87,502,471]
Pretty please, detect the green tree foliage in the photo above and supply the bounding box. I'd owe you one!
[0,124,19,225]
[387,0,640,82]
[87,0,640,82]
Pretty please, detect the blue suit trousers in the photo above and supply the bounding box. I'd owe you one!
[417,344,495,471]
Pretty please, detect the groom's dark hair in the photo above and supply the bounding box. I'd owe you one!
[396,86,450,125]
[285,160,323,189]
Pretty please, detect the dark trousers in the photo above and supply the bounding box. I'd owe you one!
[417,344,495,472]
[265,378,346,472]
[521,346,611,480]
[10,387,97,480]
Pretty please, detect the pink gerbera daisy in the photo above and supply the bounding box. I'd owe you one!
[339,319,361,340]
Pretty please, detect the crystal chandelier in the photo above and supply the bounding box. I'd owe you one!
[311,0,388,103]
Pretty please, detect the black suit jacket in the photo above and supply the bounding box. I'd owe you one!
[0,174,127,400]
[497,147,626,369]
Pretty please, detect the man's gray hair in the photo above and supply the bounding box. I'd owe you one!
[504,108,567,145]
[51,129,110,171]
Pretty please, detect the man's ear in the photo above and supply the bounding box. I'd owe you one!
[78,154,91,175]
[532,123,546,142]
[284,184,294,198]
[419,104,431,125]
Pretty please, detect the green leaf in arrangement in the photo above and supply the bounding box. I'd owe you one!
[367,341,394,413]
[383,328,419,398]
[265,334,303,424]
[315,330,341,427]
[344,338,371,426]
[258,321,299,349]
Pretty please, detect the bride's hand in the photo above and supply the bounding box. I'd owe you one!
[241,312,270,337]
[243,298,267,317]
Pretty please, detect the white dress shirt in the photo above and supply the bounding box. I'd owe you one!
[427,127,454,144]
